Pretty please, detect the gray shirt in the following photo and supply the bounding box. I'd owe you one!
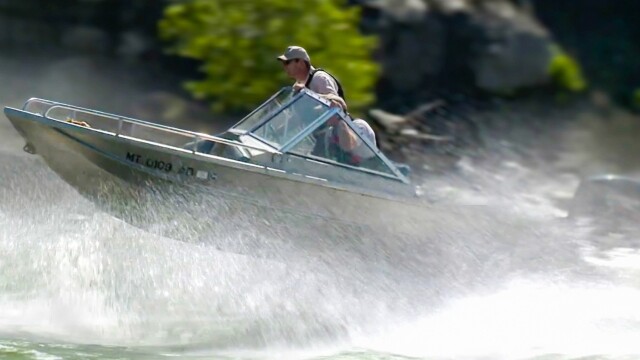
[306,67,339,96]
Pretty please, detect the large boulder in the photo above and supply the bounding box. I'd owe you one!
[354,0,554,105]
[466,0,552,92]
[533,0,640,108]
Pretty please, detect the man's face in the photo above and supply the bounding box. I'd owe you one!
[281,59,301,78]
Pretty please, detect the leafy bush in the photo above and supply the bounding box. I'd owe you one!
[548,45,587,92]
[159,0,379,114]
[633,88,640,109]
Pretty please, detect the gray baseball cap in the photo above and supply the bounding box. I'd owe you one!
[277,46,310,62]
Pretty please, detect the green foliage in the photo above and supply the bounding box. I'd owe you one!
[633,88,640,109]
[158,0,379,114]
[548,45,587,93]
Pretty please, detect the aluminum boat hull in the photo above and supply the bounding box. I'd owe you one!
[5,106,462,239]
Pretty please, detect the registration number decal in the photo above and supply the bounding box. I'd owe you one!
[125,152,215,180]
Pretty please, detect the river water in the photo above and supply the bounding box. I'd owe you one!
[1,54,640,359]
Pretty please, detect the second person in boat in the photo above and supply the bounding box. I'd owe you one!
[315,93,379,168]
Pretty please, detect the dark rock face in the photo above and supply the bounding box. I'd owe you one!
[468,3,551,92]
[354,0,553,110]
[2,0,635,108]
[0,0,163,57]
[533,0,640,108]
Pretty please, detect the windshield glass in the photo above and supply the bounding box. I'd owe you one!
[289,115,395,175]
[251,93,331,149]
[233,88,295,132]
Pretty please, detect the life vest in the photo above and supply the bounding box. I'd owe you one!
[305,68,345,100]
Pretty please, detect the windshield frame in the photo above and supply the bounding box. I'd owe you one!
[236,89,333,150]
[278,106,341,152]
[289,152,409,183]
[229,87,299,134]
[230,88,409,183]
[252,94,335,151]
[282,108,409,183]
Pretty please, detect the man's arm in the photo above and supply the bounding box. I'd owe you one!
[337,121,360,151]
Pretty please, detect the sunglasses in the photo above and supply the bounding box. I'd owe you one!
[283,59,297,65]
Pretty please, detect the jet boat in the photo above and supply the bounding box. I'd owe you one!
[4,88,458,236]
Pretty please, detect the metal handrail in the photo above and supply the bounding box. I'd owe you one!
[21,97,408,183]
[24,98,279,155]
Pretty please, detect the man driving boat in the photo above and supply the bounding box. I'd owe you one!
[277,45,345,98]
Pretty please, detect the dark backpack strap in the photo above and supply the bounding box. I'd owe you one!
[305,68,345,100]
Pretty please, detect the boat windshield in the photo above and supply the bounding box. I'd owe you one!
[250,93,331,149]
[286,112,397,176]
[232,88,407,180]
[232,87,295,132]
